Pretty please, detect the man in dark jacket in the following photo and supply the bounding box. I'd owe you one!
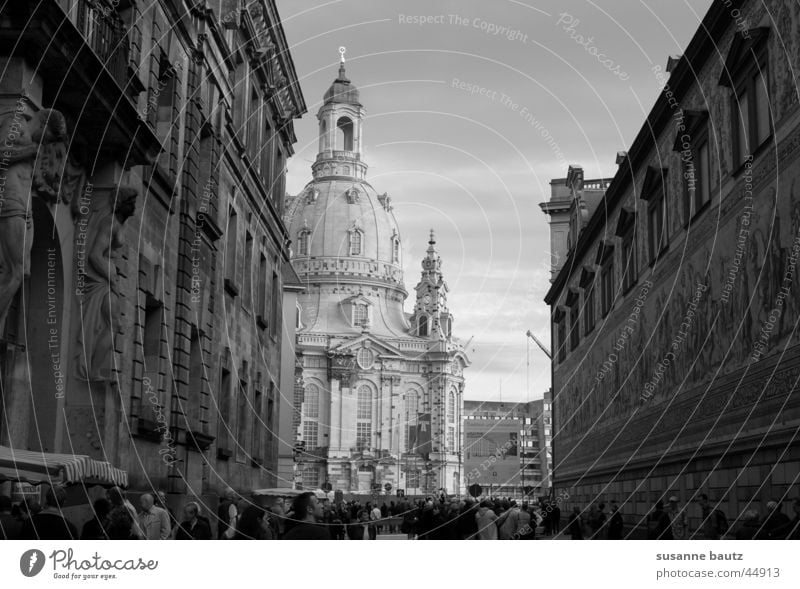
[20,486,77,540]
[607,500,624,539]
[647,501,672,539]
[763,501,791,539]
[283,492,331,540]
[174,502,212,539]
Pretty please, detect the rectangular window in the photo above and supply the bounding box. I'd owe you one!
[236,379,249,462]
[648,193,666,264]
[248,87,260,169]
[755,66,771,145]
[302,467,319,489]
[353,304,368,327]
[601,260,614,316]
[569,299,580,351]
[253,389,263,459]
[303,421,319,450]
[447,426,455,452]
[556,315,567,363]
[243,232,253,308]
[217,355,232,451]
[257,253,267,325]
[225,205,238,289]
[732,52,771,167]
[584,283,595,335]
[735,91,750,167]
[269,269,279,337]
[621,229,637,293]
[356,422,371,451]
[406,470,420,489]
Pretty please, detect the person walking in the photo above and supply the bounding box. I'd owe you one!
[233,505,272,540]
[369,501,381,539]
[667,496,687,540]
[20,486,77,540]
[694,494,728,540]
[174,502,212,539]
[734,510,764,540]
[607,501,624,539]
[647,501,673,540]
[784,497,800,539]
[217,487,239,539]
[400,501,419,540]
[498,500,521,540]
[138,493,171,540]
[568,506,584,539]
[475,500,498,540]
[763,501,791,539]
[105,487,144,540]
[551,502,562,535]
[517,503,535,540]
[283,492,331,539]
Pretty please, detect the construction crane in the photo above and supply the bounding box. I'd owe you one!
[526,330,551,359]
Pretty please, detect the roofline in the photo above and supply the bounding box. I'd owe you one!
[544,0,740,305]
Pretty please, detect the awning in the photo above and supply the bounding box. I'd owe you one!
[252,488,327,500]
[0,446,128,488]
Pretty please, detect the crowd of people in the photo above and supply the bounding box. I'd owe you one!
[565,495,800,540]
[2,486,799,540]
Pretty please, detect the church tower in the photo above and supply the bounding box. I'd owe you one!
[285,54,468,496]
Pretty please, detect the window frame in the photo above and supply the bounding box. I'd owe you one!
[731,49,772,170]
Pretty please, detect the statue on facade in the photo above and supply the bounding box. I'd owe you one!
[0,106,69,333]
[75,187,137,382]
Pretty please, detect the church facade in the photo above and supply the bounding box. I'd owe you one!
[285,61,468,496]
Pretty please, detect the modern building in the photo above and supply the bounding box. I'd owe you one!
[284,59,469,496]
[543,0,800,532]
[0,0,305,510]
[463,398,551,497]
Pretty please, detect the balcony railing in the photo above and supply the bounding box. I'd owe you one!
[74,0,129,82]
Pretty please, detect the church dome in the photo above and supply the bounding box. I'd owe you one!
[285,178,403,287]
[323,64,361,105]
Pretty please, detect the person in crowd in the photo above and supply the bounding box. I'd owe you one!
[587,503,606,539]
[155,490,177,529]
[138,493,171,540]
[498,500,521,540]
[763,500,791,539]
[541,501,552,536]
[328,507,345,540]
[368,501,381,539]
[607,500,624,539]
[785,497,800,539]
[400,501,418,539]
[457,499,479,540]
[475,500,498,540]
[667,496,687,539]
[20,486,77,540]
[647,500,673,540]
[283,492,330,539]
[233,505,272,540]
[80,498,111,540]
[217,487,239,539]
[551,501,562,535]
[735,509,764,540]
[516,503,535,540]
[346,508,366,540]
[174,502,212,540]
[568,506,584,539]
[105,487,144,539]
[694,493,728,540]
[0,494,22,540]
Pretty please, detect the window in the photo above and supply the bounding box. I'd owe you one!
[447,391,455,423]
[356,385,372,451]
[392,237,400,264]
[353,303,369,327]
[555,310,566,363]
[336,117,354,151]
[236,377,249,462]
[406,470,420,488]
[357,348,374,369]
[304,384,320,419]
[303,421,318,450]
[418,315,428,337]
[257,253,267,325]
[270,268,279,337]
[447,427,455,452]
[243,232,253,308]
[601,259,614,316]
[253,388,263,458]
[568,292,580,351]
[302,467,319,489]
[584,282,595,335]
[217,351,232,451]
[225,205,238,289]
[247,87,260,168]
[297,230,309,256]
[405,391,419,452]
[647,195,666,264]
[616,208,637,293]
[349,230,362,256]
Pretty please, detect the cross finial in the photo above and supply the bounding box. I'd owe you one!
[339,46,346,64]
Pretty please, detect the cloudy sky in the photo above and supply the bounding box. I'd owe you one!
[276,0,714,402]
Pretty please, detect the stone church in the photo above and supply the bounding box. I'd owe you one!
[285,60,468,496]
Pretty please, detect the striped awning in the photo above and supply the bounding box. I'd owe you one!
[0,446,128,488]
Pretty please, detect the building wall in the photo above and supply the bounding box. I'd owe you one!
[0,0,305,510]
[546,0,800,528]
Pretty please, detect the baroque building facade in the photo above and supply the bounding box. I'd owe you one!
[543,0,800,534]
[285,61,468,496]
[0,0,305,509]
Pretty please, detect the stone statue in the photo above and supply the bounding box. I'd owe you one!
[0,106,68,333]
[75,187,137,382]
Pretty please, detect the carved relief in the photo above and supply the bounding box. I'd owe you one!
[74,188,138,382]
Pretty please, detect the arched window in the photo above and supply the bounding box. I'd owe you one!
[336,117,354,151]
[349,230,362,256]
[447,391,455,423]
[392,237,400,264]
[319,119,327,152]
[418,315,428,337]
[297,230,309,255]
[352,303,368,327]
[304,384,319,419]
[356,385,372,451]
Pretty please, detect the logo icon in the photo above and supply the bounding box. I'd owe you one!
[20,549,46,577]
